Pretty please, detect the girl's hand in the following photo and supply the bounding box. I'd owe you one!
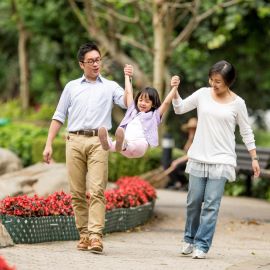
[124,64,133,77]
[171,75,180,88]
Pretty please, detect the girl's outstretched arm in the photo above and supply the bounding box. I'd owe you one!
[123,64,134,107]
[159,75,180,116]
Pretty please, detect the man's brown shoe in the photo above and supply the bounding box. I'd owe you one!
[77,236,90,251]
[88,238,103,254]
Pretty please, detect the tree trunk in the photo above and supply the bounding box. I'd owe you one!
[152,0,166,99]
[18,21,30,110]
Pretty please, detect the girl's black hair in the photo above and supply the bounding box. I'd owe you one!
[134,87,161,112]
[209,60,236,87]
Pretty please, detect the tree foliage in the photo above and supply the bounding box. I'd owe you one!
[0,0,269,123]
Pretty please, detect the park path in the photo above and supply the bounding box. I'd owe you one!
[1,189,270,270]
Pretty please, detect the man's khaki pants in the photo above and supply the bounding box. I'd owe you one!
[66,134,108,239]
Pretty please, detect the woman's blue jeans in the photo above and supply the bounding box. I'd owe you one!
[184,174,227,253]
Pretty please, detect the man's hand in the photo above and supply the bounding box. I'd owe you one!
[43,145,53,164]
[124,64,133,77]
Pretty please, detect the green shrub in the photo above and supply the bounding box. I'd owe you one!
[254,130,270,147]
[0,123,48,166]
[224,175,270,202]
[224,178,246,197]
[108,147,183,181]
[252,177,270,201]
[0,99,56,122]
[28,103,56,121]
[32,136,66,163]
[0,99,26,119]
[108,148,160,181]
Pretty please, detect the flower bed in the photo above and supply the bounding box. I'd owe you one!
[105,176,156,210]
[0,177,156,244]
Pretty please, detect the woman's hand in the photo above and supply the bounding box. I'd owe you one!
[171,75,180,88]
[252,160,260,178]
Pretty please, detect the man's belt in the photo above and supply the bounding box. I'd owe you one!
[69,129,98,136]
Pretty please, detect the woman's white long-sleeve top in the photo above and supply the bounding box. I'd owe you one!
[172,87,256,181]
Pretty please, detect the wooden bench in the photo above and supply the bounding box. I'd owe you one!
[236,144,270,196]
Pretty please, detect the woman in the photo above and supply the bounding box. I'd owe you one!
[172,60,260,259]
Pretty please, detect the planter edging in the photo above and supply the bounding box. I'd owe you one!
[0,201,155,244]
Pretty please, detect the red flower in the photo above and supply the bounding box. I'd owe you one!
[0,177,156,216]
[0,256,16,270]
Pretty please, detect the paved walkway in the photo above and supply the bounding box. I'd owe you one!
[1,189,270,270]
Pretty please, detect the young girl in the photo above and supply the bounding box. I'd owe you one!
[173,60,260,259]
[98,64,180,158]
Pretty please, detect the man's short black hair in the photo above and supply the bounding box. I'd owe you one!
[77,42,101,62]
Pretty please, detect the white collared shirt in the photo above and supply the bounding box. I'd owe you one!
[52,74,126,131]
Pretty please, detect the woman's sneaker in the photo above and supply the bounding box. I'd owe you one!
[98,127,110,151]
[181,242,194,255]
[192,248,207,259]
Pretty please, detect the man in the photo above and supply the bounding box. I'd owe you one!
[43,42,132,254]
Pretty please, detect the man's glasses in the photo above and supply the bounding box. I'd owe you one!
[81,58,102,66]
